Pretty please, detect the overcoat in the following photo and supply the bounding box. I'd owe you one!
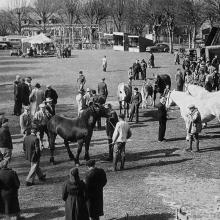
[21,82,30,106]
[85,167,107,218]
[0,168,20,215]
[0,126,13,149]
[62,180,89,220]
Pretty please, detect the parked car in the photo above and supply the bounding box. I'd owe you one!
[146,43,169,52]
[0,41,13,50]
[10,49,22,56]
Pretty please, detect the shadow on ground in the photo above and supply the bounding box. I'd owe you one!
[116,213,174,220]
[22,206,64,220]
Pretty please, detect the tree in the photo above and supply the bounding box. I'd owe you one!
[204,0,220,27]
[0,10,12,36]
[32,0,60,32]
[178,0,205,48]
[109,0,128,32]
[126,0,149,35]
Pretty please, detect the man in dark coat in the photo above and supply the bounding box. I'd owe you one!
[175,68,184,91]
[0,161,22,219]
[0,118,13,168]
[157,97,167,142]
[45,85,58,113]
[105,103,118,161]
[129,87,142,123]
[149,52,155,68]
[13,75,22,116]
[20,78,30,106]
[85,160,107,220]
[133,60,141,80]
[98,78,108,102]
[23,124,46,186]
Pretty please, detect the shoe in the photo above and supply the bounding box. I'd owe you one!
[26,182,34,186]
[39,174,46,181]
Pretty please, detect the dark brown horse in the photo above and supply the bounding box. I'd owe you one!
[47,104,110,165]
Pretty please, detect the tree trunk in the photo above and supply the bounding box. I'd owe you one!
[192,24,196,49]
[168,28,173,53]
[188,30,191,49]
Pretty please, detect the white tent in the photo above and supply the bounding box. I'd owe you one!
[21,33,52,44]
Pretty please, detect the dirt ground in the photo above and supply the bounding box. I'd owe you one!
[0,50,220,220]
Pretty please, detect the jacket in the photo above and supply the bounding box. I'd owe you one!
[98,82,108,98]
[0,126,13,149]
[85,167,107,218]
[106,110,118,137]
[21,82,30,106]
[62,180,89,220]
[45,88,58,105]
[0,168,20,215]
[23,134,41,162]
[130,92,142,105]
[157,102,167,121]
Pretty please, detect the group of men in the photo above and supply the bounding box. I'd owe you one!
[175,55,220,92]
[128,52,155,82]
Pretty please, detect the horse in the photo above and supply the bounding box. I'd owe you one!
[153,74,171,104]
[47,103,110,165]
[117,83,132,117]
[166,90,220,140]
[141,80,154,108]
[186,84,210,99]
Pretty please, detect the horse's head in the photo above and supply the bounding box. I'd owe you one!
[92,103,111,118]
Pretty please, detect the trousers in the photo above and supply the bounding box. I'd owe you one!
[158,119,167,141]
[113,142,126,171]
[129,103,139,122]
[26,161,44,183]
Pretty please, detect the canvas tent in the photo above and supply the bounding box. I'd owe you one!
[21,33,52,44]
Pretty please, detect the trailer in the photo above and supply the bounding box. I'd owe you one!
[113,32,129,51]
[128,35,153,52]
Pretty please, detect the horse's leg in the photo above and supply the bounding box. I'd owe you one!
[48,132,57,164]
[127,103,130,118]
[75,139,84,166]
[64,139,75,160]
[84,135,92,161]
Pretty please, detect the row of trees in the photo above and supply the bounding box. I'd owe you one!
[1,0,220,52]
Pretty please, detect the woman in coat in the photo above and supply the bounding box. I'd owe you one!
[62,168,89,220]
[29,83,45,117]
[0,161,21,219]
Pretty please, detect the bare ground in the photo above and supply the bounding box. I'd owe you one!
[0,50,220,220]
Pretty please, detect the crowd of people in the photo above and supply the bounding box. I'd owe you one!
[0,51,215,219]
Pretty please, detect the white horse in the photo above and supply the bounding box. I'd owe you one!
[186,84,210,99]
[166,90,220,139]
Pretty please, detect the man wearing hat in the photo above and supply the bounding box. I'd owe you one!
[77,71,86,91]
[24,124,46,186]
[76,90,86,116]
[0,118,13,168]
[85,159,107,220]
[33,102,52,148]
[20,106,32,141]
[186,104,202,152]
[45,85,58,114]
[129,87,142,123]
[102,55,107,72]
[157,97,167,142]
[98,78,108,102]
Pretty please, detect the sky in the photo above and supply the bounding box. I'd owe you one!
[0,0,33,10]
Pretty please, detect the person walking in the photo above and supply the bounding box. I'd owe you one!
[140,59,147,80]
[0,161,22,220]
[13,75,22,116]
[102,56,107,72]
[175,68,184,91]
[0,118,13,168]
[105,103,118,161]
[77,71,86,91]
[186,104,202,152]
[129,87,142,123]
[20,106,32,141]
[33,103,52,148]
[133,60,141,80]
[84,88,91,107]
[85,159,107,220]
[112,114,132,171]
[45,85,58,114]
[157,97,167,142]
[174,50,180,65]
[149,52,155,68]
[29,83,45,117]
[23,124,46,186]
[62,167,89,220]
